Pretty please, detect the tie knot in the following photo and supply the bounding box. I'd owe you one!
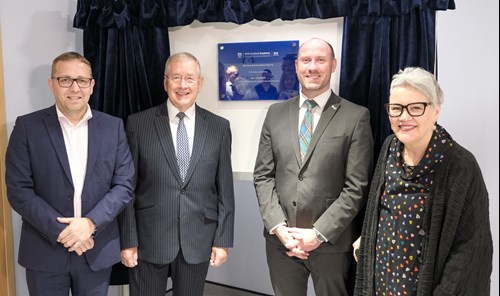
[303,100,317,110]
[177,112,186,120]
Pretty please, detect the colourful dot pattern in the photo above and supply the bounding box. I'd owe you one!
[374,125,454,295]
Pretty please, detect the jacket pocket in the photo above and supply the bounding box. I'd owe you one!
[204,207,218,224]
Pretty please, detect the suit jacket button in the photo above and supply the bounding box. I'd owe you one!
[298,175,303,181]
[180,189,186,194]
[292,201,297,206]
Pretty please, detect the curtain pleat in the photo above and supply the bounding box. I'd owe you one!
[339,9,437,156]
[350,0,454,16]
[74,0,169,122]
[163,0,454,26]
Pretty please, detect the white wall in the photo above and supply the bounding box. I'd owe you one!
[436,2,499,294]
[168,18,343,173]
[1,0,498,295]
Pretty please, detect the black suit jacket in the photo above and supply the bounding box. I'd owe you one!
[120,102,235,264]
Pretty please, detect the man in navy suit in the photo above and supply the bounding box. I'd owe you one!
[119,52,235,296]
[5,51,135,296]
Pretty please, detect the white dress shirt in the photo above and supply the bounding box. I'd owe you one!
[298,88,332,133]
[57,105,93,218]
[167,100,195,157]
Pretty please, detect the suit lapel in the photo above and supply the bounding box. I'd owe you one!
[44,106,73,185]
[302,93,342,165]
[153,103,183,184]
[183,105,208,185]
[84,112,102,191]
[288,97,302,166]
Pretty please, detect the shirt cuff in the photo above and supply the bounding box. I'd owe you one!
[313,227,328,242]
[269,222,287,235]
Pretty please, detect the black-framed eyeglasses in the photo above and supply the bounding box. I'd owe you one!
[53,77,93,88]
[165,75,199,85]
[384,102,431,117]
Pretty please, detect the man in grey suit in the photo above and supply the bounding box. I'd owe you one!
[254,38,374,296]
[119,52,235,296]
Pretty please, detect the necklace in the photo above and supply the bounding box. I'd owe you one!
[402,161,416,177]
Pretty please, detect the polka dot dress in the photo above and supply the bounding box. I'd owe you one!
[374,125,453,295]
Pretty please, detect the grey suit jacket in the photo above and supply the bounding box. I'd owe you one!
[120,102,235,265]
[254,92,373,252]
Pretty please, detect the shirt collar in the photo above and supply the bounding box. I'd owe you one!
[167,100,196,121]
[299,89,331,110]
[56,104,93,126]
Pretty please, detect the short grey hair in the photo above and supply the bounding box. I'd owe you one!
[390,67,444,107]
[164,52,201,76]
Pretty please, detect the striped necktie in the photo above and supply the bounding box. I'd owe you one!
[176,112,190,182]
[298,100,317,160]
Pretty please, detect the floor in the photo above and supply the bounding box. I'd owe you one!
[165,281,271,296]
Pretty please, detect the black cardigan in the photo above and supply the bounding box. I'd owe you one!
[354,135,493,296]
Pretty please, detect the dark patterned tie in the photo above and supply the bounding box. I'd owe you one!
[298,100,317,160]
[176,112,190,182]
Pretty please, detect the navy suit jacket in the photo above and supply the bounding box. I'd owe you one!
[120,102,235,265]
[6,105,135,272]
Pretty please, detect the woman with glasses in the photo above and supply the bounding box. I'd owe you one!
[353,67,492,295]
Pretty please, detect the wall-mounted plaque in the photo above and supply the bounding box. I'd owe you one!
[218,40,299,101]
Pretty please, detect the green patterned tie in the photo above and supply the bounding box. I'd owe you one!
[299,100,317,160]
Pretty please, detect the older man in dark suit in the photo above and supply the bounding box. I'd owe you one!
[254,38,374,296]
[119,52,235,296]
[5,51,135,296]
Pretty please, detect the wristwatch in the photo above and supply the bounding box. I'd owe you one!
[314,229,326,243]
[87,217,97,237]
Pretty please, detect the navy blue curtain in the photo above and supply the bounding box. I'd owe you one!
[167,0,351,25]
[340,8,442,156]
[166,0,454,25]
[74,0,170,122]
